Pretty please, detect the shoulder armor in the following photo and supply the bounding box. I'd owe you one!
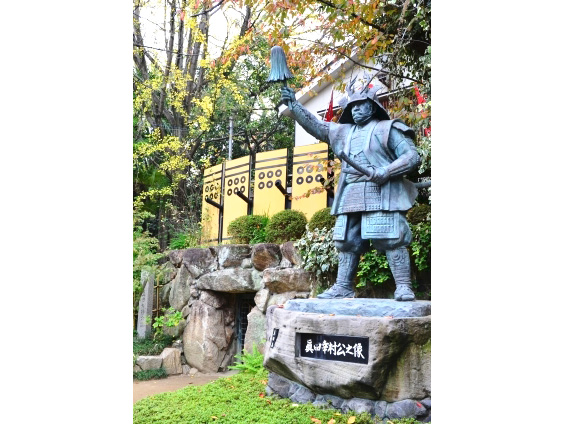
[391,120,416,139]
[328,122,353,144]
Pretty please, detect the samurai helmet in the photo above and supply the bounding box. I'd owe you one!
[338,71,390,124]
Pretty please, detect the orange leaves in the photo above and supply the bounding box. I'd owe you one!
[258,392,272,405]
[310,418,322,424]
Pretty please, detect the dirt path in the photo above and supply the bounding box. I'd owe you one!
[133,370,239,404]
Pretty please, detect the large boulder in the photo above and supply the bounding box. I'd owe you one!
[136,356,162,371]
[196,268,258,293]
[160,347,182,375]
[380,340,431,401]
[267,291,310,308]
[263,299,431,402]
[181,248,218,278]
[243,307,267,354]
[182,299,236,373]
[280,241,303,266]
[254,288,270,313]
[159,261,178,283]
[158,262,178,308]
[262,268,315,293]
[169,264,193,312]
[217,245,252,268]
[168,248,217,278]
[162,311,187,338]
[251,243,281,271]
[251,269,263,288]
[160,282,173,307]
[168,250,185,267]
[199,290,228,309]
[386,399,428,419]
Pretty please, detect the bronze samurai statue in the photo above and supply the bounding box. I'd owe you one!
[281,76,421,301]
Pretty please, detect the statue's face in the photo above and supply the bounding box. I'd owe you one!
[351,100,375,125]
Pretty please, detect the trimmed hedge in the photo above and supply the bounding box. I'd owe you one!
[227,215,269,244]
[265,209,307,243]
[407,203,431,224]
[308,207,336,231]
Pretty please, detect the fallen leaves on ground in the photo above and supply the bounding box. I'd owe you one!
[347,417,356,424]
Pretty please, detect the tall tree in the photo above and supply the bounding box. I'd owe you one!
[133,0,295,248]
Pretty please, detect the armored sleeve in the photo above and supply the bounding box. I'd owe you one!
[288,100,330,143]
[385,124,421,177]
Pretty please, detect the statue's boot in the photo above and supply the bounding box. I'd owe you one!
[386,247,415,301]
[317,252,359,299]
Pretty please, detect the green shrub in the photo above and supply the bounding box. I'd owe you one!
[407,203,431,224]
[356,250,393,288]
[133,368,168,381]
[228,344,264,374]
[295,227,338,288]
[168,227,202,249]
[148,307,184,337]
[133,333,175,356]
[357,220,431,289]
[227,214,269,244]
[308,207,336,231]
[410,221,431,271]
[265,209,307,243]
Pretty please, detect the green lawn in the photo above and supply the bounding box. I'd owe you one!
[133,368,428,424]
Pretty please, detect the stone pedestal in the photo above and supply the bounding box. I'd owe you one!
[263,299,431,421]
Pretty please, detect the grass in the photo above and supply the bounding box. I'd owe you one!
[133,368,428,424]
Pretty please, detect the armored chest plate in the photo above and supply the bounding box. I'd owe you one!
[349,128,368,155]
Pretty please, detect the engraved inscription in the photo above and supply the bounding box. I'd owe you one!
[298,333,369,364]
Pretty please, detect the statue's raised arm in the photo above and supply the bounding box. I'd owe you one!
[281,86,331,143]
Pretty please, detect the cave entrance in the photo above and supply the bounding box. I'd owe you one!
[235,293,255,354]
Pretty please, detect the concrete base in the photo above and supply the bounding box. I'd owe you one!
[263,298,431,419]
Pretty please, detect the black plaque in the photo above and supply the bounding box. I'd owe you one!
[270,328,279,348]
[297,333,369,364]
